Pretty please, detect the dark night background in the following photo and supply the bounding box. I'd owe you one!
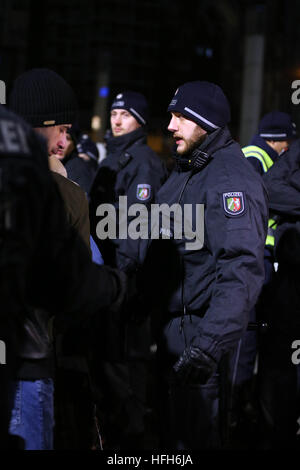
[1,0,300,152]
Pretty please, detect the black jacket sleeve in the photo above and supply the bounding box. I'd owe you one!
[114,156,167,271]
[27,177,124,328]
[263,149,300,217]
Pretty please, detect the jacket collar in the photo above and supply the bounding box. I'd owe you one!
[174,126,233,172]
[250,134,279,163]
[106,127,147,155]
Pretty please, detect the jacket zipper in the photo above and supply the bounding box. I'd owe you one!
[177,171,193,333]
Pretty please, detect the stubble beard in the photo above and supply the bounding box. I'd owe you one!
[176,132,207,156]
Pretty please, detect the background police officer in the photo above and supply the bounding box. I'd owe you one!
[90,90,167,267]
[243,111,296,175]
[260,140,300,448]
[231,112,297,444]
[89,91,167,448]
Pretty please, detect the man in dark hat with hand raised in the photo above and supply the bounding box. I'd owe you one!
[7,68,127,450]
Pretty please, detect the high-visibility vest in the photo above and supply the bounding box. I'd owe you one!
[242,145,276,247]
[242,145,274,173]
[266,218,277,248]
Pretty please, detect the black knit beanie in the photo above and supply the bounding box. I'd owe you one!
[167,81,231,132]
[258,111,296,141]
[111,91,148,125]
[9,68,78,127]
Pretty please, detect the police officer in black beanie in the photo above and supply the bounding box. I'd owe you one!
[89,90,168,449]
[119,80,269,449]
[231,111,298,443]
[90,90,167,266]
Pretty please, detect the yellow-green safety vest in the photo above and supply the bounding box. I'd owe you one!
[242,145,276,247]
[242,145,274,173]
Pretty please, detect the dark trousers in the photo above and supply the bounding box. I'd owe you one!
[257,328,299,449]
[156,315,234,450]
[229,253,275,446]
[234,253,274,388]
[159,374,221,449]
[90,316,151,449]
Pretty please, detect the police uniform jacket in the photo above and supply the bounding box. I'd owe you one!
[139,127,268,363]
[262,139,300,337]
[243,135,279,175]
[89,127,168,268]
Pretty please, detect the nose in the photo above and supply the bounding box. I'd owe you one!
[112,115,121,126]
[168,115,178,133]
[58,132,68,150]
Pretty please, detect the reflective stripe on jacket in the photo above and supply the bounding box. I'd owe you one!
[243,145,274,173]
[243,145,275,246]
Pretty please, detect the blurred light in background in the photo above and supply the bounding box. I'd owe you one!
[91,115,101,131]
[195,45,214,58]
[99,86,110,98]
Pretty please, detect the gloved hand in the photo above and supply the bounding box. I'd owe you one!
[173,345,217,385]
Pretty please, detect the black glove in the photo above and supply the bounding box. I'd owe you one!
[173,345,217,385]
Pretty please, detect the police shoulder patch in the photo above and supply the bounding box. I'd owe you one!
[223,191,245,216]
[137,184,151,201]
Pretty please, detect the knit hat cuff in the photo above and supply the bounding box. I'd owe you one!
[26,110,77,128]
[259,132,289,141]
[184,106,219,131]
[129,107,146,125]
[258,111,296,141]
